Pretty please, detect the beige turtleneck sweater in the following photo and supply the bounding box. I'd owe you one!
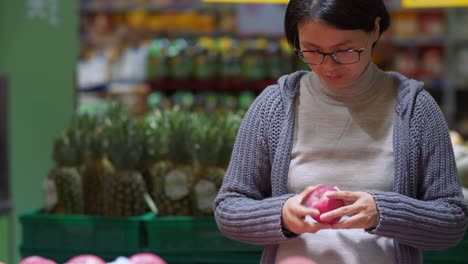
[276,63,397,264]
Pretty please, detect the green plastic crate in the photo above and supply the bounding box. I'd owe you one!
[19,209,155,261]
[423,230,468,264]
[145,216,262,263]
[153,252,261,264]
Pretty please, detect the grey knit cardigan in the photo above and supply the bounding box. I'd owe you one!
[214,70,468,264]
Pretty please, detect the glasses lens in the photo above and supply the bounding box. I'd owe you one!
[299,51,323,65]
[334,50,360,64]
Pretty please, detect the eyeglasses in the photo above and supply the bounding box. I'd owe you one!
[295,48,366,65]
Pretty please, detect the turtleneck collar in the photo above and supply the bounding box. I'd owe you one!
[307,62,390,106]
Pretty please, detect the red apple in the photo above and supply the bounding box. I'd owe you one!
[65,254,106,264]
[19,256,57,264]
[129,253,167,264]
[278,256,317,264]
[304,185,344,224]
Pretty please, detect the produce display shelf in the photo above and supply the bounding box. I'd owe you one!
[19,209,155,262]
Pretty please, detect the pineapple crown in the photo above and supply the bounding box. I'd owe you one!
[87,127,108,160]
[102,104,144,171]
[166,106,195,164]
[72,112,109,161]
[140,109,169,165]
[193,113,222,166]
[52,115,91,166]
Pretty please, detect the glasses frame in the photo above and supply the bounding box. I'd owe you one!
[295,48,366,65]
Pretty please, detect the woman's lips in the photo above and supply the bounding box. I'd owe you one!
[326,74,342,81]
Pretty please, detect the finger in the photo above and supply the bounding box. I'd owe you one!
[300,185,324,200]
[304,219,332,233]
[319,205,357,222]
[288,194,321,218]
[325,191,359,202]
[291,214,325,234]
[296,205,321,218]
[330,215,363,229]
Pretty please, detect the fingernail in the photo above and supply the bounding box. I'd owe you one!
[320,213,330,220]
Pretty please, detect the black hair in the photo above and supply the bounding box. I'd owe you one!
[285,0,390,49]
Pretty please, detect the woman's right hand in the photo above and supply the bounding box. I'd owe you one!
[281,185,331,235]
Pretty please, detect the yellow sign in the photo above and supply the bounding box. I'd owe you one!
[203,0,288,3]
[204,0,468,7]
[402,0,468,7]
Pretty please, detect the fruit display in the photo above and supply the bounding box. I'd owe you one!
[49,117,88,215]
[153,107,196,216]
[191,113,224,216]
[47,98,248,217]
[81,115,115,215]
[20,253,167,264]
[102,104,149,217]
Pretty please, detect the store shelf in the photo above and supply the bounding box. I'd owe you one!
[389,36,446,47]
[147,78,276,93]
[80,1,206,13]
[77,0,468,131]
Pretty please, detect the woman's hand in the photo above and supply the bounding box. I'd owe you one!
[319,191,379,229]
[282,185,332,235]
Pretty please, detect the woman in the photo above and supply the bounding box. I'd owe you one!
[213,1,468,263]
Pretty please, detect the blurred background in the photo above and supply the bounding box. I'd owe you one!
[1,0,468,263]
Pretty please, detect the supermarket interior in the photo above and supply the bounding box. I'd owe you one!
[1,0,468,263]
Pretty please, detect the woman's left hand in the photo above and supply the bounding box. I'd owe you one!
[319,191,379,229]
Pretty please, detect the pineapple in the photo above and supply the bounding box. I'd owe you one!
[81,114,114,216]
[140,109,170,206]
[103,103,149,217]
[154,106,195,216]
[191,113,225,216]
[51,122,86,215]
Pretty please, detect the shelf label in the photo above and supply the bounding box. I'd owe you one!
[402,0,468,7]
[204,0,288,3]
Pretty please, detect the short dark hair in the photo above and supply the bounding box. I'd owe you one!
[285,0,390,49]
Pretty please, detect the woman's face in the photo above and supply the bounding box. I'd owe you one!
[297,20,379,89]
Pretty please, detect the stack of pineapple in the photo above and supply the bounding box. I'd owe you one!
[102,103,150,216]
[50,117,87,215]
[191,112,225,216]
[48,101,244,217]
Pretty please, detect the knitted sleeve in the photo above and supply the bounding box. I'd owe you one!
[367,90,468,250]
[213,85,294,246]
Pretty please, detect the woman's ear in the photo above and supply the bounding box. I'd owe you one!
[373,16,381,43]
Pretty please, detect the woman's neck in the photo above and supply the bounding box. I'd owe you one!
[310,63,387,105]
